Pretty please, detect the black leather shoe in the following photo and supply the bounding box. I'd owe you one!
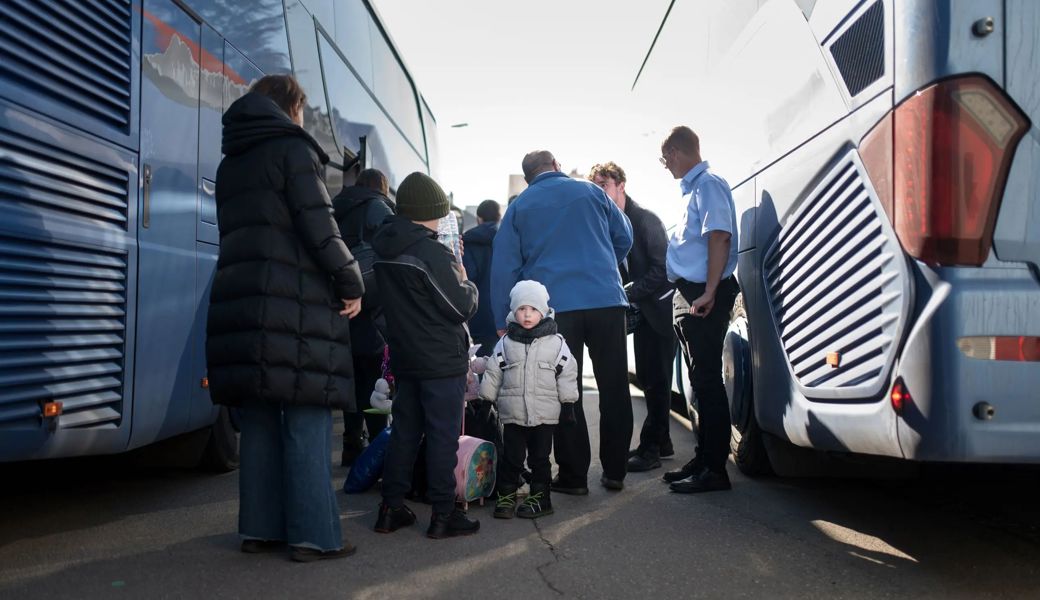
[290,543,357,562]
[373,503,416,533]
[627,452,662,472]
[600,476,624,491]
[240,539,285,554]
[628,442,674,460]
[669,467,732,494]
[427,509,480,539]
[550,476,589,496]
[663,456,703,483]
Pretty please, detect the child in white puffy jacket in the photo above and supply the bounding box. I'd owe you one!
[479,280,579,519]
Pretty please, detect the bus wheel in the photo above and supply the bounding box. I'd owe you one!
[199,406,240,472]
[725,295,771,477]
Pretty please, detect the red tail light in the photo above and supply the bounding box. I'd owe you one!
[861,76,1029,266]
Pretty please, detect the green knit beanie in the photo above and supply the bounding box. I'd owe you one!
[396,172,450,221]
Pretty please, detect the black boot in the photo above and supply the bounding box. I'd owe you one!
[373,502,417,533]
[494,485,518,519]
[517,484,553,519]
[427,508,480,539]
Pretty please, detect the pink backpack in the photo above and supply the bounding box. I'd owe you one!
[455,434,496,503]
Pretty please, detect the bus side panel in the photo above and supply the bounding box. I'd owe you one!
[0,1,142,461]
[748,91,906,458]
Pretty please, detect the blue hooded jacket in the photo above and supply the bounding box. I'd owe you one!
[490,171,633,328]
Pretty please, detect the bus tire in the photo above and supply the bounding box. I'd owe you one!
[199,406,240,473]
[726,294,772,477]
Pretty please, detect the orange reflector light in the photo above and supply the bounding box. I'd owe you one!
[890,378,911,416]
[826,352,842,368]
[958,336,1040,361]
[201,377,209,389]
[43,401,63,418]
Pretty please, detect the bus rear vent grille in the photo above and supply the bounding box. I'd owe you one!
[763,155,906,397]
[829,0,885,97]
[0,236,127,429]
[0,0,133,131]
[0,123,130,230]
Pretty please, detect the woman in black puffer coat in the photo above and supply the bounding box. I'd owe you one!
[206,74,363,561]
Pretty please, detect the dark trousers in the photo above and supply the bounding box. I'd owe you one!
[342,353,387,444]
[673,276,739,472]
[554,306,633,483]
[381,375,466,514]
[634,321,678,455]
[501,424,554,487]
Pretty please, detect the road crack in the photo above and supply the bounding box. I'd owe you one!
[533,518,565,596]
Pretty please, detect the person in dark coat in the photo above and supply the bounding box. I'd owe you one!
[462,199,501,356]
[589,162,678,472]
[369,172,481,540]
[332,168,395,466]
[206,74,363,562]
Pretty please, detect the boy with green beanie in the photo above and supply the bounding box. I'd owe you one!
[369,172,481,539]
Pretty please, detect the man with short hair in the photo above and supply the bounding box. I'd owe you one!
[463,199,502,356]
[588,162,677,472]
[659,126,740,494]
[492,150,634,493]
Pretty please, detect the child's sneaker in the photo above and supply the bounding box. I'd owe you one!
[516,484,553,519]
[493,486,518,519]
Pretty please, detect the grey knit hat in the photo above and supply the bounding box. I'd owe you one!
[396,172,450,221]
[509,280,551,317]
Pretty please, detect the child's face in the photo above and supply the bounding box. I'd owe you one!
[514,305,543,329]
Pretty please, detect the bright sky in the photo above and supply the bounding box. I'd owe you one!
[370,0,685,225]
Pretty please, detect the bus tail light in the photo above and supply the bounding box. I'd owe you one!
[861,76,1029,266]
[957,336,1040,362]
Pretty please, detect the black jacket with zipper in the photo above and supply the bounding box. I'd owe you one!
[332,184,395,355]
[622,196,674,337]
[206,92,364,410]
[372,215,479,379]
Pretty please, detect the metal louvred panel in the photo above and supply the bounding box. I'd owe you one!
[829,0,885,97]
[0,0,133,131]
[0,124,130,229]
[763,151,911,401]
[0,236,127,429]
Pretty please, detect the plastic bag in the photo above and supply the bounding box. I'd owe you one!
[343,426,391,493]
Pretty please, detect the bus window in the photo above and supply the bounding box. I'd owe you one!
[189,0,291,75]
[318,33,426,190]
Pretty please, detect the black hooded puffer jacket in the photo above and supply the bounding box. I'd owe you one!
[206,92,364,409]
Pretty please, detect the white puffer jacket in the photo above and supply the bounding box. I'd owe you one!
[479,332,579,426]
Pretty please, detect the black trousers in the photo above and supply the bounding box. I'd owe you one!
[634,321,678,455]
[343,353,387,444]
[673,276,739,473]
[501,424,554,487]
[381,375,466,514]
[554,306,633,483]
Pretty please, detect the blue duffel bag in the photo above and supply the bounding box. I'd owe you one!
[343,426,391,493]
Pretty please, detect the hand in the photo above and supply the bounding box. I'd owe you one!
[340,297,362,318]
[559,403,577,426]
[458,237,465,260]
[688,291,715,317]
[496,329,506,338]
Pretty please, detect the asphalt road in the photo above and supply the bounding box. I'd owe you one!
[2,376,1040,599]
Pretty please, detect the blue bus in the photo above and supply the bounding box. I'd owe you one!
[0,0,438,468]
[637,0,1039,475]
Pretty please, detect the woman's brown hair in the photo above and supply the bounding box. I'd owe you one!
[249,74,306,119]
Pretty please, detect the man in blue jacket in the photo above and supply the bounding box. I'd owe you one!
[491,150,634,493]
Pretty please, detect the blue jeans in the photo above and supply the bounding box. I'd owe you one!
[238,403,343,551]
